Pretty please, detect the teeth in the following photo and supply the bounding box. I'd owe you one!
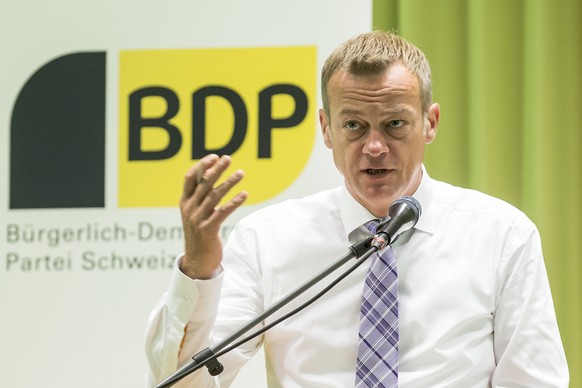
[366,169,385,175]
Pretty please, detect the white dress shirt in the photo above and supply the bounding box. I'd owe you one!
[145,169,568,387]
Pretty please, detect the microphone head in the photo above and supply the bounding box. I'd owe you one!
[375,196,422,243]
[389,196,421,225]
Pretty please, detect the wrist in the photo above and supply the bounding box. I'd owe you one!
[178,255,222,280]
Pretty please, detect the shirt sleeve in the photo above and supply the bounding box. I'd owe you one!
[491,215,569,387]
[144,221,265,388]
[144,256,223,388]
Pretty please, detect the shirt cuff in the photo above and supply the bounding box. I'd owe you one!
[166,254,224,324]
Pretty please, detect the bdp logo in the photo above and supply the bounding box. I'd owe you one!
[119,46,316,207]
[10,46,316,209]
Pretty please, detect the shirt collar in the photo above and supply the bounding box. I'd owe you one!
[339,164,437,241]
[411,165,436,236]
[339,186,376,243]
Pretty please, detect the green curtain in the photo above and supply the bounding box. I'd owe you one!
[373,0,582,385]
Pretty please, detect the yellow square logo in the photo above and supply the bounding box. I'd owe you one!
[118,46,316,207]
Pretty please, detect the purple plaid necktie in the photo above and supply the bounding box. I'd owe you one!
[355,220,399,388]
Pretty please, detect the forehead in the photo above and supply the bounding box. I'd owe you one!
[326,63,421,110]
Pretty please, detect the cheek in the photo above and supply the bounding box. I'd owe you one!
[330,149,346,177]
[331,141,358,173]
[393,138,424,163]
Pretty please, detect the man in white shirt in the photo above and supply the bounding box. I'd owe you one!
[145,31,569,387]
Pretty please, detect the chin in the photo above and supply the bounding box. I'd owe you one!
[358,190,394,212]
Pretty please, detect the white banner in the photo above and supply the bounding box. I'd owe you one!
[0,1,372,386]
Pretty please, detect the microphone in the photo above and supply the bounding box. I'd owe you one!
[375,196,421,245]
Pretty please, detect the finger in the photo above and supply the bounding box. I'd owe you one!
[207,190,248,226]
[196,163,205,185]
[193,155,233,204]
[181,154,219,201]
[182,165,200,202]
[198,169,245,217]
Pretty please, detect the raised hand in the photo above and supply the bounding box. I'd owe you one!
[179,154,248,279]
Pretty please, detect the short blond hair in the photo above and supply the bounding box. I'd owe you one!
[321,31,432,113]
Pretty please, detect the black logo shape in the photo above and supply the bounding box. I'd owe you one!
[10,52,106,209]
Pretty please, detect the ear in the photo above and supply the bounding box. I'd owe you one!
[424,103,440,144]
[319,108,333,149]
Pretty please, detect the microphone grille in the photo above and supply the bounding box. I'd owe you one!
[393,195,422,219]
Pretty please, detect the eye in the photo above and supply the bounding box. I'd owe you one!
[345,121,361,131]
[388,120,405,128]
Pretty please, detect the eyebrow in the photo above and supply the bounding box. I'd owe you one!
[337,108,362,116]
[337,107,411,116]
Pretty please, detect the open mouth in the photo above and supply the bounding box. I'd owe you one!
[365,169,387,175]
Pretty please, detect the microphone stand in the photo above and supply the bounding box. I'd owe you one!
[155,230,390,388]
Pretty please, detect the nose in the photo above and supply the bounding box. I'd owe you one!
[362,129,389,157]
